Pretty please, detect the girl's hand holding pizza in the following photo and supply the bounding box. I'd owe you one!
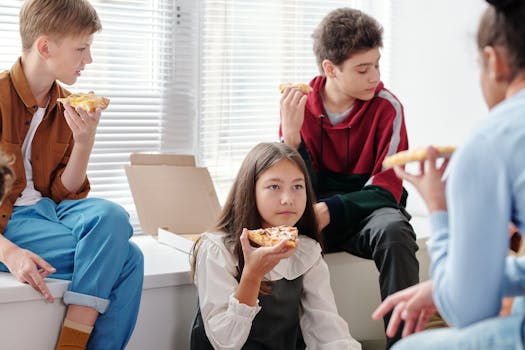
[239,228,297,281]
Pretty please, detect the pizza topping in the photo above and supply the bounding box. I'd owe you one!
[57,93,110,112]
[382,146,456,168]
[247,225,298,248]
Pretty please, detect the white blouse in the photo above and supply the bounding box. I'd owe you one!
[194,232,362,350]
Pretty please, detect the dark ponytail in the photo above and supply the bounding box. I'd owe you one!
[478,0,525,79]
[486,0,519,11]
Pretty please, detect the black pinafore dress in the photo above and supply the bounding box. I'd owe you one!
[190,276,306,350]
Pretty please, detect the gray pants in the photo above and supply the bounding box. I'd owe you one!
[323,207,420,349]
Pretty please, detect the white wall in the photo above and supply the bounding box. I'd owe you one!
[388,0,488,216]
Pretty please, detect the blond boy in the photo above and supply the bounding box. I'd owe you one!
[0,1,143,349]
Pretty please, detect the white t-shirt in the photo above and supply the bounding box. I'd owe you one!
[14,105,46,206]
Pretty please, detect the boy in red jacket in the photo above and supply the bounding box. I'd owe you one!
[280,8,418,348]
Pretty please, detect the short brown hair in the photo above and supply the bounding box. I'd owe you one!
[312,8,383,74]
[20,0,102,52]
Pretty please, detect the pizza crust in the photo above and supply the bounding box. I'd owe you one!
[279,83,313,94]
[246,226,298,248]
[57,93,110,112]
[383,146,456,168]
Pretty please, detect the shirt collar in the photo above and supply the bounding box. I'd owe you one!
[10,57,63,113]
[267,236,322,280]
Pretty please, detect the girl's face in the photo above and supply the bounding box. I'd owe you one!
[255,159,307,229]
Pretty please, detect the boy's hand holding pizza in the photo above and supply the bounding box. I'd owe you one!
[279,83,310,149]
[58,92,109,147]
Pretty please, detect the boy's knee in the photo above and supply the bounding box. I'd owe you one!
[77,198,133,245]
[123,242,144,289]
[89,198,129,220]
[86,198,131,230]
[375,219,417,252]
[128,241,144,271]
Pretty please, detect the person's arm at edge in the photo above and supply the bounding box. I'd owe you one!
[429,139,509,327]
[58,102,101,195]
[49,140,90,202]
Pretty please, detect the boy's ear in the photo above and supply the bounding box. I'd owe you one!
[483,45,510,83]
[321,59,337,78]
[35,35,51,59]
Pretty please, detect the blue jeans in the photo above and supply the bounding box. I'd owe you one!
[0,198,144,350]
[392,297,525,350]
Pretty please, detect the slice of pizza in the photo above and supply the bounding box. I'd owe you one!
[57,93,110,112]
[383,145,456,168]
[246,225,298,248]
[278,83,313,94]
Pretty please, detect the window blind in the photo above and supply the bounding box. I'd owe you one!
[1,0,392,231]
[197,0,393,202]
[0,0,175,231]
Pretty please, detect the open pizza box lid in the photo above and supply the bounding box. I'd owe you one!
[125,153,221,253]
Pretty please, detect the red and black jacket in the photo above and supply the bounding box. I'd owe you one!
[281,76,410,233]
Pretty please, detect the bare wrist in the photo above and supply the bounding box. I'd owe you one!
[241,266,264,285]
[426,196,447,212]
[282,132,301,149]
[73,140,95,152]
[0,237,17,263]
[428,203,447,212]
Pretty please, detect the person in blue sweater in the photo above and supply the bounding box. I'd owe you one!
[372,0,525,349]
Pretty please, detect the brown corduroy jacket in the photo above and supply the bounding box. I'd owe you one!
[0,58,90,233]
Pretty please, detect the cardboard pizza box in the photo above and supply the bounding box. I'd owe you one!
[125,153,221,253]
[157,228,200,254]
[129,153,196,167]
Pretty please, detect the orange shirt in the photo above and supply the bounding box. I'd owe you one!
[0,58,90,233]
